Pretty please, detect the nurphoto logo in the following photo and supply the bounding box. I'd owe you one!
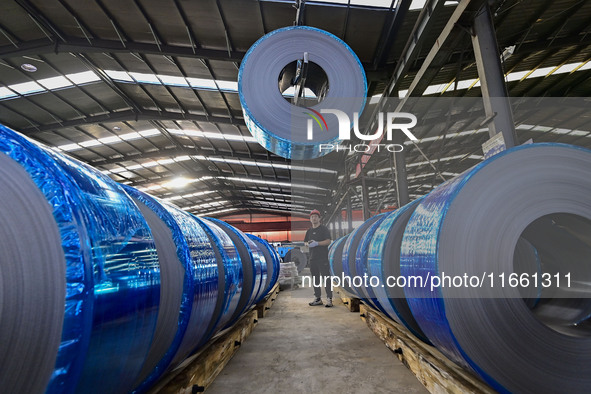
[305,109,419,153]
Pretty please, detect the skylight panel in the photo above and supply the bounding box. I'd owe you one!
[531,125,553,132]
[67,71,100,84]
[194,207,238,216]
[79,140,102,148]
[98,136,121,144]
[369,94,382,104]
[525,66,556,79]
[456,79,478,90]
[223,176,328,190]
[0,87,17,99]
[168,128,257,143]
[139,129,161,137]
[350,0,393,7]
[105,70,134,82]
[282,86,318,98]
[10,81,44,95]
[554,63,582,75]
[550,128,572,135]
[163,195,183,201]
[38,76,73,90]
[187,77,218,90]
[410,0,427,10]
[158,75,189,87]
[423,83,448,95]
[129,72,161,84]
[119,132,142,141]
[57,143,81,151]
[215,80,238,92]
[506,70,529,82]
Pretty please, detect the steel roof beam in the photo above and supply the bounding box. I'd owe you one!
[0,37,245,61]
[404,0,485,98]
[371,0,412,70]
[20,109,245,134]
[472,3,516,147]
[383,0,449,98]
[15,0,66,42]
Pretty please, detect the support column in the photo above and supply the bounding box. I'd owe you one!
[394,133,410,207]
[346,194,353,233]
[361,175,371,221]
[472,3,517,147]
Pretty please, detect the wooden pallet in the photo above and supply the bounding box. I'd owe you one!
[255,282,280,318]
[148,286,280,393]
[334,286,361,312]
[359,304,495,394]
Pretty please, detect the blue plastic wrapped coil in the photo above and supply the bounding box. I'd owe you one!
[0,124,160,394]
[367,199,430,343]
[400,143,591,392]
[238,26,367,160]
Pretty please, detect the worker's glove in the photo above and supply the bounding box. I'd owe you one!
[308,241,319,248]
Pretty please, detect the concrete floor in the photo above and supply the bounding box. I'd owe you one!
[207,284,428,394]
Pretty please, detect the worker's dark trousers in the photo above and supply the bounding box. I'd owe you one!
[310,259,333,299]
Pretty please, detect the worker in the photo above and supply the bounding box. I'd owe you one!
[305,209,333,307]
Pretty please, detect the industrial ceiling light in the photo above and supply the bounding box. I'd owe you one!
[164,177,192,189]
[501,45,516,63]
[20,63,37,72]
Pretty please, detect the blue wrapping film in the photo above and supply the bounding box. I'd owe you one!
[238,26,367,160]
[206,218,267,308]
[243,232,267,305]
[341,215,383,298]
[160,207,219,366]
[194,217,242,341]
[0,125,161,394]
[45,149,161,394]
[400,165,497,383]
[340,234,359,297]
[247,234,280,297]
[368,199,430,343]
[0,124,93,393]
[120,186,204,393]
[246,237,267,305]
[270,242,281,289]
[397,144,586,392]
[354,213,388,314]
[328,237,347,278]
[266,237,281,294]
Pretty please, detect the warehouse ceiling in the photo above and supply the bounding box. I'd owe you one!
[1,0,591,218]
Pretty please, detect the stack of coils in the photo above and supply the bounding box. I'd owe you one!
[0,124,280,394]
[329,143,591,392]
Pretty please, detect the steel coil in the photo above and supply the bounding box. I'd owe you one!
[341,214,384,298]
[401,143,591,392]
[354,213,389,314]
[247,234,281,298]
[0,124,160,394]
[367,199,430,343]
[238,26,367,160]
